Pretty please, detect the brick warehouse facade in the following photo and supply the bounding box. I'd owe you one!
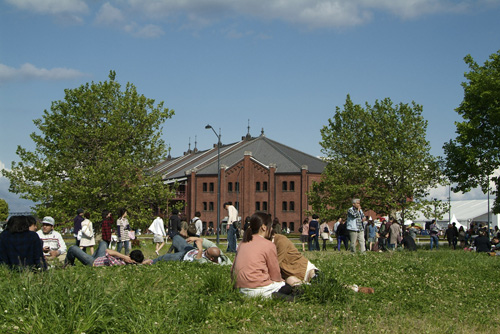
[151,131,327,233]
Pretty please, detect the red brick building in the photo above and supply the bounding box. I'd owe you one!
[151,131,326,233]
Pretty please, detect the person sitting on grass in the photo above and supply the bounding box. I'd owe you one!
[36,216,67,261]
[0,215,47,271]
[65,240,149,267]
[473,230,491,253]
[153,234,231,265]
[269,220,374,294]
[231,212,289,299]
[400,231,417,251]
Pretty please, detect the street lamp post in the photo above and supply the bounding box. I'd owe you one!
[205,124,221,244]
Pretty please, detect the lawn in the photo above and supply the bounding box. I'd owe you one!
[0,240,498,334]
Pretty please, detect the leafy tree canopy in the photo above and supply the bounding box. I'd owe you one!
[0,199,8,221]
[2,71,175,228]
[309,95,443,221]
[443,50,500,212]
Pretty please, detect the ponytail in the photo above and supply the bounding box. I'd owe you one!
[242,226,253,243]
[242,212,273,243]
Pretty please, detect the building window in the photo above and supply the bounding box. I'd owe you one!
[209,202,214,211]
[256,202,261,211]
[282,181,287,191]
[203,183,208,192]
[282,201,287,211]
[209,182,214,192]
[235,201,239,210]
[262,181,268,191]
[228,182,233,192]
[262,201,268,211]
[235,182,240,192]
[290,222,295,232]
[203,202,207,211]
[289,201,295,211]
[290,181,295,191]
[256,182,261,191]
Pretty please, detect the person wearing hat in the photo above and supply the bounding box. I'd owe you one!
[36,216,67,261]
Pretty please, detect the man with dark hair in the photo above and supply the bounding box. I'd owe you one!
[224,202,238,253]
[167,209,182,253]
[308,214,320,251]
[429,219,439,250]
[73,208,84,246]
[191,211,203,237]
[101,210,113,247]
[64,241,149,267]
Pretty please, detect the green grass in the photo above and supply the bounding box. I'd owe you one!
[1,241,499,333]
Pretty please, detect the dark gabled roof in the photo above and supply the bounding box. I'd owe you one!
[153,135,326,180]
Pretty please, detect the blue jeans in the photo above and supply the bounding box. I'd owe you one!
[227,224,237,253]
[430,235,439,250]
[308,234,320,251]
[337,235,349,250]
[117,240,130,255]
[153,235,195,264]
[65,241,108,266]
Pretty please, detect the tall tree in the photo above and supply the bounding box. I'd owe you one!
[309,95,443,221]
[443,50,500,212]
[2,71,175,228]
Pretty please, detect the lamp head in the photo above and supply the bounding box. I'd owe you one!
[205,124,212,129]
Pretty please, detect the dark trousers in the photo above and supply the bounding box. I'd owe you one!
[337,235,349,250]
[308,235,320,251]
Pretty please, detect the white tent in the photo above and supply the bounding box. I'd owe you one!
[411,199,499,229]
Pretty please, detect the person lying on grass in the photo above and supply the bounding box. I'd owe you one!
[269,219,374,294]
[64,240,150,267]
[152,234,232,265]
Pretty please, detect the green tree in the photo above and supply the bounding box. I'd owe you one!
[443,50,500,212]
[419,198,450,221]
[309,95,443,221]
[0,199,8,221]
[1,71,175,229]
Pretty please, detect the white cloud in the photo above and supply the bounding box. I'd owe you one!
[0,63,88,83]
[7,0,496,32]
[125,0,484,29]
[6,0,88,15]
[133,24,165,38]
[94,3,165,38]
[94,2,125,26]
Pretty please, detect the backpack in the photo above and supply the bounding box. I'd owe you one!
[188,218,200,236]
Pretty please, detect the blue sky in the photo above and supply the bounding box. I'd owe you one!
[1,0,500,212]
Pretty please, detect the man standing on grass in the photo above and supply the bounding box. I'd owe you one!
[167,209,182,253]
[346,198,365,253]
[191,211,203,237]
[224,202,238,253]
[429,219,439,250]
[308,214,320,251]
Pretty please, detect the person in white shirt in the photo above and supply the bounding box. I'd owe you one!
[36,216,67,261]
[224,202,238,253]
[191,211,203,237]
[148,213,166,256]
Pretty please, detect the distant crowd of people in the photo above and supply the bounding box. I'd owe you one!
[2,197,499,301]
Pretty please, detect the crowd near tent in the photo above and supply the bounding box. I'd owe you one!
[408,200,499,230]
